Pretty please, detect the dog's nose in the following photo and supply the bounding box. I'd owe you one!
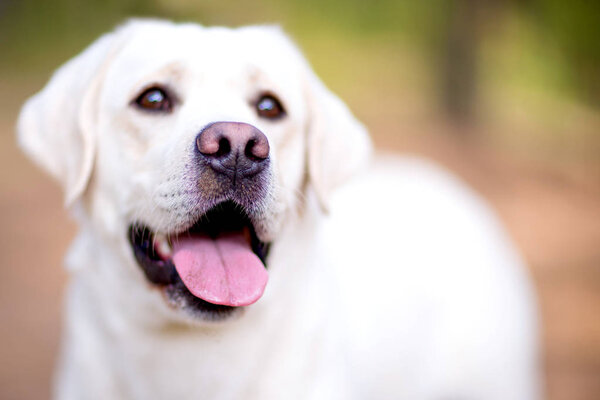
[196,122,270,178]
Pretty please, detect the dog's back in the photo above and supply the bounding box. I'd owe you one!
[323,156,540,399]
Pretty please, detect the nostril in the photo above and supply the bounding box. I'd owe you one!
[245,139,258,161]
[216,137,231,158]
[246,136,270,161]
[197,128,232,158]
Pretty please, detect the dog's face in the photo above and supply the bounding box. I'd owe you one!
[18,19,370,322]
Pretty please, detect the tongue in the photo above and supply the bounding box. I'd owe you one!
[171,233,268,307]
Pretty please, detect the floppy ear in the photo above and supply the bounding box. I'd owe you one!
[17,30,123,206]
[304,70,373,212]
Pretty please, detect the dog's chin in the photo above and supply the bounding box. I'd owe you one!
[163,279,245,322]
[129,200,271,321]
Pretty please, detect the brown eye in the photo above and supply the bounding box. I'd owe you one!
[256,94,285,119]
[134,87,172,112]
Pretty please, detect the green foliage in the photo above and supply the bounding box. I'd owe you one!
[526,0,600,104]
[0,0,598,108]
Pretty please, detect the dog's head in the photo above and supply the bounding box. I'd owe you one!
[17,19,371,322]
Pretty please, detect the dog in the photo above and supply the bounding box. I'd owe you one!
[18,19,540,400]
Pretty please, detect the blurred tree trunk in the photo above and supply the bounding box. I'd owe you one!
[441,0,480,127]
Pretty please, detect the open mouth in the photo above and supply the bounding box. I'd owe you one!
[129,200,270,317]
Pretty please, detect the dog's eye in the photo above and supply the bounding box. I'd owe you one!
[255,94,285,119]
[134,87,173,112]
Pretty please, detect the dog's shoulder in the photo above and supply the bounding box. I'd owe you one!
[319,154,539,399]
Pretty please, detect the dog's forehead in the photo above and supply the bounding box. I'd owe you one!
[108,23,302,91]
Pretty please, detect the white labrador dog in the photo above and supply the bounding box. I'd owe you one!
[18,19,540,400]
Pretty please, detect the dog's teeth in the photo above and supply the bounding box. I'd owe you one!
[155,233,172,258]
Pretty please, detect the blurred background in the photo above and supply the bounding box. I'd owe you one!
[0,1,598,399]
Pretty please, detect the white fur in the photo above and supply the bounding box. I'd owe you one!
[18,19,540,400]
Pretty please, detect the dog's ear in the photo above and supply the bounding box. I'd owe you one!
[17,30,124,206]
[303,67,372,212]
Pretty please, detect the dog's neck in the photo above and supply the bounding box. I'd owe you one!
[56,200,348,399]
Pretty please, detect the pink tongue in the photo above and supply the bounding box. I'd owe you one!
[172,233,268,307]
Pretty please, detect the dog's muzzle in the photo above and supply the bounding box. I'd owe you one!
[129,122,273,320]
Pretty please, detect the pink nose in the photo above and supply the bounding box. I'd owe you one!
[196,122,270,177]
